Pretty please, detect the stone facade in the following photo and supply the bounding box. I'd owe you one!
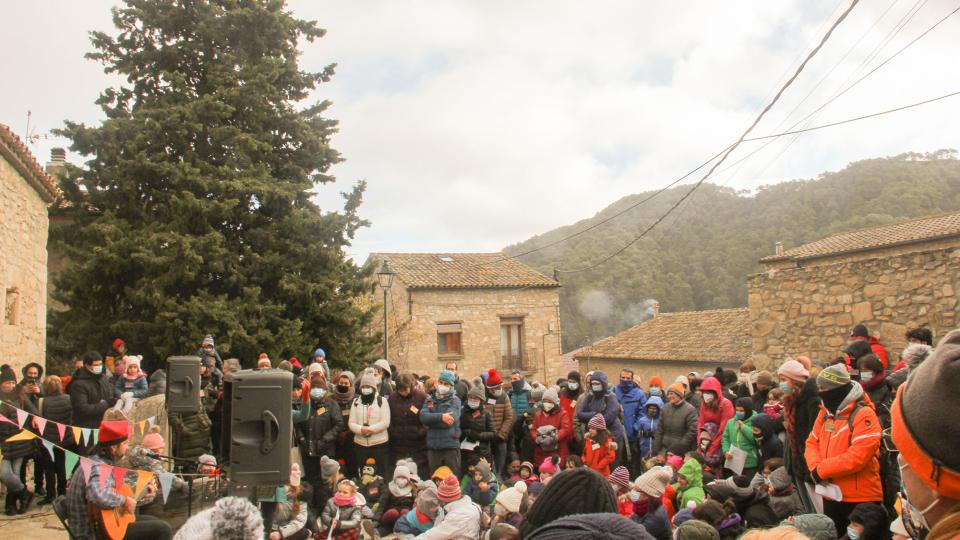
[749,240,960,368]
[0,127,59,374]
[377,285,563,383]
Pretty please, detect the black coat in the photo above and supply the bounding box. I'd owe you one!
[387,389,427,453]
[298,396,344,458]
[460,404,495,464]
[787,378,821,483]
[68,367,114,428]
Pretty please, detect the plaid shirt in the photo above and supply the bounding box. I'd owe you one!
[65,454,126,539]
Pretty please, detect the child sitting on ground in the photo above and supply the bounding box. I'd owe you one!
[518,461,539,486]
[673,458,706,510]
[114,355,148,414]
[372,459,418,533]
[267,465,310,540]
[356,458,386,514]
[319,479,366,540]
[492,481,526,531]
[762,387,784,421]
[608,466,634,517]
[582,414,617,477]
[537,455,560,485]
[393,486,441,539]
[506,459,522,483]
[462,459,499,507]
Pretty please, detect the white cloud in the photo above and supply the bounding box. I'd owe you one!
[3,0,958,263]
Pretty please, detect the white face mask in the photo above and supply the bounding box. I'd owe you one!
[859,371,873,383]
[628,490,641,502]
[543,402,555,412]
[361,387,374,396]
[395,477,409,488]
[591,383,603,392]
[436,384,451,396]
[568,382,579,390]
[702,392,715,404]
[91,365,103,375]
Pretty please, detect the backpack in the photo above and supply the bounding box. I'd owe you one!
[819,401,866,445]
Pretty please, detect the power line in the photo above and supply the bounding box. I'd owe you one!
[557,0,863,274]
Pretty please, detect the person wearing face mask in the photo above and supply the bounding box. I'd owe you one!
[371,460,419,534]
[387,373,428,475]
[891,329,960,540]
[484,369,515,477]
[530,387,572,467]
[630,466,674,540]
[776,358,821,514]
[349,372,391,478]
[843,502,890,540]
[330,371,357,475]
[574,371,625,462]
[857,353,898,517]
[420,370,463,477]
[460,385,496,468]
[805,364,883,536]
[647,376,665,400]
[614,369,647,475]
[653,383,698,458]
[697,376,735,466]
[68,350,117,431]
[559,371,583,454]
[635,396,662,461]
[721,397,761,478]
[293,371,344,508]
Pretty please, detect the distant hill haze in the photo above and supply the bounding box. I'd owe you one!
[504,151,960,352]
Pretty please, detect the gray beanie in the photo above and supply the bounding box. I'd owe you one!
[320,455,340,479]
[902,343,933,370]
[817,363,851,390]
[174,496,263,540]
[360,372,378,389]
[785,514,839,540]
[542,387,559,405]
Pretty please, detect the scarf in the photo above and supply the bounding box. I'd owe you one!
[860,371,887,391]
[388,480,412,497]
[333,492,356,507]
[781,390,799,454]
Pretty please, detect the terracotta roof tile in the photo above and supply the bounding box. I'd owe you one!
[575,308,750,364]
[762,212,960,263]
[370,253,559,289]
[0,123,61,203]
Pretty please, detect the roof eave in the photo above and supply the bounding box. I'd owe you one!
[762,230,960,265]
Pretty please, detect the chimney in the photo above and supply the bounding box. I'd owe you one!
[651,301,660,318]
[45,147,67,179]
[774,241,784,256]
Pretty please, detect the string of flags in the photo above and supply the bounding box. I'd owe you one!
[0,404,209,505]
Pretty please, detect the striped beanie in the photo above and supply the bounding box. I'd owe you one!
[588,413,606,431]
[437,474,461,503]
[607,466,631,489]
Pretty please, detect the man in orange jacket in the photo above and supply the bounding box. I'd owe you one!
[804,364,882,536]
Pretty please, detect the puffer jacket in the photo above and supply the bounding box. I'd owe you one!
[575,372,625,440]
[319,497,365,533]
[295,395,344,458]
[697,377,735,456]
[484,387,515,441]
[68,367,114,428]
[529,405,573,465]
[420,392,461,449]
[270,498,308,538]
[114,374,148,399]
[0,393,38,459]
[653,397,698,456]
[582,432,616,476]
[460,403,495,464]
[170,408,212,459]
[387,388,427,453]
[508,380,533,418]
[614,381,646,441]
[804,383,883,503]
[40,392,73,425]
[559,386,582,421]
[634,396,662,457]
[349,392,391,447]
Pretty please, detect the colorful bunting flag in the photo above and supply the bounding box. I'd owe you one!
[41,439,55,460]
[72,426,82,445]
[134,471,153,498]
[147,416,156,428]
[98,463,109,489]
[0,413,16,426]
[34,416,47,435]
[15,409,28,428]
[81,428,92,446]
[79,457,94,482]
[112,466,127,491]
[93,429,99,445]
[138,420,147,436]
[65,450,79,479]
[56,422,67,442]
[158,472,174,503]
[7,429,37,442]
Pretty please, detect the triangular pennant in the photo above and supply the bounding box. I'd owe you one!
[6,429,37,442]
[92,429,99,446]
[72,426,82,445]
[134,471,153,498]
[65,450,79,479]
[15,409,28,428]
[138,420,147,437]
[81,428,92,446]
[34,416,47,436]
[41,440,55,460]
[158,472,174,503]
[0,413,16,426]
[79,457,94,482]
[112,466,127,491]
[147,416,156,428]
[56,422,67,442]
[98,463,109,490]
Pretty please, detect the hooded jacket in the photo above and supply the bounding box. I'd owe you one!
[804,383,883,503]
[420,391,462,450]
[635,395,663,457]
[414,495,482,540]
[654,395,698,456]
[575,372,625,440]
[720,410,758,470]
[530,403,573,465]
[614,380,647,441]
[674,459,706,509]
[749,413,782,470]
[68,366,115,428]
[349,389,391,447]
[508,378,533,418]
[697,377,735,457]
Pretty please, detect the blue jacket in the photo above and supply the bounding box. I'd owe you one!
[420,392,462,449]
[508,380,533,418]
[634,396,663,457]
[614,382,647,441]
[114,375,148,399]
[575,371,625,440]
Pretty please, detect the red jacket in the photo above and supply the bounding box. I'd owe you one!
[697,377,735,456]
[845,336,889,370]
[559,391,580,423]
[804,390,883,503]
[530,407,573,465]
[583,434,617,477]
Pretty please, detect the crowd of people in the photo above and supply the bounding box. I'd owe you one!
[1,324,959,540]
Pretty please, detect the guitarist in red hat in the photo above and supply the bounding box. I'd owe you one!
[65,419,172,539]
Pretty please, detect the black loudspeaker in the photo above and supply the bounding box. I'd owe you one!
[166,356,201,413]
[227,369,292,485]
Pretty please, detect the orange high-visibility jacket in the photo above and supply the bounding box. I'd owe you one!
[804,397,883,503]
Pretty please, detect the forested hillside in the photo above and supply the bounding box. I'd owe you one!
[505,151,960,351]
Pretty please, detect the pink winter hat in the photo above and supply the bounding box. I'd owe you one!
[539,456,559,476]
[777,359,809,382]
[141,426,165,451]
[667,454,683,471]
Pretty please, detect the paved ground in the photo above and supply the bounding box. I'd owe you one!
[0,504,68,539]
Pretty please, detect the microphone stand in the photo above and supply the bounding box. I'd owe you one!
[147,453,198,517]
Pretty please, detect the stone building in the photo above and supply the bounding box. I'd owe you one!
[749,212,960,368]
[574,307,751,383]
[368,253,563,382]
[0,124,61,373]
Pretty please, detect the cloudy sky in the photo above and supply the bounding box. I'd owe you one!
[3,1,958,262]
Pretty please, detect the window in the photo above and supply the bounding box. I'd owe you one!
[4,288,18,326]
[500,318,523,370]
[437,323,462,355]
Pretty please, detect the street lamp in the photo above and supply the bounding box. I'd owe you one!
[377,260,395,362]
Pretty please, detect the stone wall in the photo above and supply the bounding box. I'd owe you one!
[0,155,50,373]
[577,357,738,388]
[377,284,563,383]
[748,243,960,368]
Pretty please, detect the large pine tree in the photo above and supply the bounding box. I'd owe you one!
[50,0,376,371]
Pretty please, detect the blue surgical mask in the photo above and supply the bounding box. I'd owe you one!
[859,371,873,383]
[628,490,640,502]
[650,387,663,397]
[310,388,326,400]
[846,527,860,540]
[735,412,745,420]
[467,399,480,409]
[567,382,579,391]
[778,382,791,393]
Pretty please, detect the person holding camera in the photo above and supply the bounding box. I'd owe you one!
[17,363,45,499]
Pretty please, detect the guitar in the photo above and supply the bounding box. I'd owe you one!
[98,482,136,540]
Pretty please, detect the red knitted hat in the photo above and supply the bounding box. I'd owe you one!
[98,420,129,447]
[486,369,503,387]
[112,338,125,351]
[437,474,461,503]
